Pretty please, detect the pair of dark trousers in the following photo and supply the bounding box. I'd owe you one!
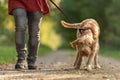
[13,8,42,61]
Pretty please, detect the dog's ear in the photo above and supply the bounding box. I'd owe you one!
[70,39,80,48]
[70,42,76,48]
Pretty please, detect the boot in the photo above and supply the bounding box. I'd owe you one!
[15,57,26,70]
[27,56,37,70]
[14,25,27,70]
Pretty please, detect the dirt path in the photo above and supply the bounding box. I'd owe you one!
[0,50,120,80]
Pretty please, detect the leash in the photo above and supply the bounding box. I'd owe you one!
[49,0,90,31]
[49,0,73,23]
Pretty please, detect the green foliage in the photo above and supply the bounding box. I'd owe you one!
[38,44,52,56]
[104,0,120,48]
[0,3,7,32]
[100,46,120,61]
[0,46,16,64]
[0,1,14,45]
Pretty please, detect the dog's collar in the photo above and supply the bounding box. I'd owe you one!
[78,28,90,30]
[74,24,90,30]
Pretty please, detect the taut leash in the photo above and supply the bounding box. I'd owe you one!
[49,0,73,23]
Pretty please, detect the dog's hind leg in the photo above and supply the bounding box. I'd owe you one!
[86,43,97,71]
[74,50,79,67]
[94,53,101,69]
[86,42,100,71]
[75,54,82,69]
[74,50,82,69]
[86,53,95,71]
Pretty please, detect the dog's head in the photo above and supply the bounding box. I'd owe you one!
[77,35,94,56]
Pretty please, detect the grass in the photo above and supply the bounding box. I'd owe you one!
[38,44,52,56]
[0,45,52,64]
[0,46,16,64]
[100,47,120,61]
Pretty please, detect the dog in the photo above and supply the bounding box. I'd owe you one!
[61,18,101,71]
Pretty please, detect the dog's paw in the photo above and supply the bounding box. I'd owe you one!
[73,65,80,70]
[85,65,92,71]
[94,64,101,69]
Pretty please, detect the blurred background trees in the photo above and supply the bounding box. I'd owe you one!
[0,0,120,50]
[0,0,14,45]
[52,0,120,49]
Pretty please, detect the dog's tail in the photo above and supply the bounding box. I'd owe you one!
[61,20,81,28]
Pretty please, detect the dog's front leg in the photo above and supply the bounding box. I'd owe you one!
[74,50,79,67]
[73,44,79,66]
[74,49,82,69]
[74,54,82,69]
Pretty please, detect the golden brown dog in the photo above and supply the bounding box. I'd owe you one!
[61,18,101,71]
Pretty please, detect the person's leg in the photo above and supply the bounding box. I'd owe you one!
[27,11,43,69]
[13,8,27,69]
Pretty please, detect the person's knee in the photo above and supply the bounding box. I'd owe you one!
[15,24,26,32]
[13,8,27,32]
